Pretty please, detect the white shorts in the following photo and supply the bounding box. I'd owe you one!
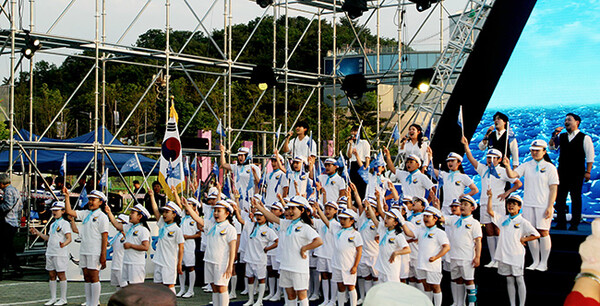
[204,262,230,286]
[182,248,196,267]
[332,268,357,286]
[415,269,442,285]
[238,251,245,264]
[46,256,68,272]
[123,264,146,285]
[357,263,378,278]
[450,260,475,281]
[378,271,400,283]
[154,264,177,285]
[316,258,332,273]
[400,254,410,279]
[111,269,127,287]
[409,262,417,278]
[245,263,267,280]
[497,262,523,277]
[279,270,309,291]
[309,254,318,268]
[481,204,504,224]
[522,206,551,230]
[79,254,101,270]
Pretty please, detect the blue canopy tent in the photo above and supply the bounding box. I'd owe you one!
[0,128,158,175]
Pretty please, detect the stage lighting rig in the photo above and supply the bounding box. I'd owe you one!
[341,73,368,100]
[342,0,368,19]
[255,0,274,8]
[250,65,277,91]
[409,68,435,93]
[409,0,440,12]
[21,32,41,59]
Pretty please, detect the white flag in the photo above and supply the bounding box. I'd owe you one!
[159,104,186,200]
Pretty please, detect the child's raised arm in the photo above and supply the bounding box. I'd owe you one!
[104,204,124,232]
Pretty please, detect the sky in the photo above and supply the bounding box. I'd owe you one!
[488,0,600,107]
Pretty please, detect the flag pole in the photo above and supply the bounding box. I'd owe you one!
[504,121,509,161]
[63,153,67,187]
[460,105,464,138]
[436,163,441,199]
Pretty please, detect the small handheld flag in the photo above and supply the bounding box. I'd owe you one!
[457,105,464,136]
[391,124,400,143]
[59,154,67,177]
[216,120,226,138]
[78,187,89,208]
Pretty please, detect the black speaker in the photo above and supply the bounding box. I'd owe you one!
[341,73,368,100]
[181,137,210,150]
[342,0,368,19]
[107,192,123,212]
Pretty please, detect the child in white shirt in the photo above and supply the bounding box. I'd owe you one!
[30,201,72,306]
[177,198,202,298]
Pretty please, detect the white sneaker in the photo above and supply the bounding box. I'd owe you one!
[176,289,186,297]
[318,300,329,306]
[263,293,273,300]
[203,286,213,293]
[253,301,263,306]
[268,292,281,301]
[243,300,254,306]
[357,298,364,305]
[326,300,337,306]
[53,299,68,306]
[535,264,548,272]
[309,294,320,301]
[80,303,86,306]
[241,289,249,295]
[230,292,237,299]
[484,261,497,268]
[182,291,195,298]
[44,298,58,306]
[526,263,539,270]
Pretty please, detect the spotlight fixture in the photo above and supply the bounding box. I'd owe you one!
[21,33,41,59]
[341,73,368,100]
[250,65,277,90]
[409,68,435,93]
[342,0,368,19]
[256,0,274,8]
[408,0,440,12]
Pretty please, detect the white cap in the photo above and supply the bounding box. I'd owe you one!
[50,201,65,210]
[412,196,429,207]
[366,197,377,206]
[337,196,348,205]
[270,201,285,211]
[407,154,422,167]
[288,195,309,209]
[187,198,201,208]
[423,206,442,219]
[324,158,337,165]
[293,155,307,165]
[446,152,463,162]
[338,209,358,220]
[162,201,182,216]
[214,200,234,213]
[449,199,461,207]
[88,190,107,202]
[402,196,413,203]
[117,214,129,223]
[529,139,548,150]
[238,147,251,155]
[207,191,219,199]
[131,204,151,219]
[459,195,478,209]
[254,210,264,216]
[385,208,405,224]
[324,201,339,210]
[507,194,523,205]
[486,148,502,159]
[270,153,284,161]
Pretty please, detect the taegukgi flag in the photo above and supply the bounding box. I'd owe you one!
[159,104,186,200]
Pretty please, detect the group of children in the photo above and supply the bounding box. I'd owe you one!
[32,131,556,306]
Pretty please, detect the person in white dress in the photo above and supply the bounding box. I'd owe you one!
[398,124,430,172]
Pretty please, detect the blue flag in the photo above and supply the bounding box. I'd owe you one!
[275,124,282,140]
[391,124,400,143]
[212,160,219,179]
[78,187,89,208]
[425,119,433,140]
[369,152,386,171]
[183,156,191,177]
[120,155,141,173]
[357,166,370,184]
[457,106,464,129]
[99,169,109,189]
[223,175,231,199]
[59,154,67,176]
[216,120,226,137]
[507,123,516,143]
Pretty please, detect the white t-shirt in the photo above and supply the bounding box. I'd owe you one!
[237,214,252,254]
[407,212,425,260]
[231,164,261,211]
[415,226,449,272]
[180,215,200,252]
[243,223,278,265]
[264,169,285,207]
[266,222,280,257]
[153,217,185,268]
[514,160,560,208]
[330,223,364,271]
[400,140,430,167]
[46,218,72,257]
[76,209,109,256]
[347,139,371,162]
[444,215,482,261]
[357,213,379,266]
[440,171,474,208]
[288,136,317,158]
[475,163,517,207]
[109,232,125,270]
[313,218,338,259]
[203,220,237,266]
[318,173,345,205]
[123,223,151,265]
[284,171,309,197]
[396,170,434,198]
[492,214,539,267]
[278,219,320,274]
[373,223,409,276]
[365,172,391,203]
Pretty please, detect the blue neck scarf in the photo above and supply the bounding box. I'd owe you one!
[423,225,436,238]
[207,221,226,236]
[406,169,419,184]
[237,165,246,183]
[82,209,100,224]
[336,227,352,239]
[359,219,371,232]
[181,215,190,226]
[286,218,301,236]
[535,160,541,172]
[407,212,421,222]
[380,229,394,245]
[109,232,122,246]
[51,217,63,233]
[250,223,265,238]
[325,173,336,185]
[126,223,140,238]
[502,213,521,227]
[158,221,175,239]
[454,215,470,227]
[449,170,459,182]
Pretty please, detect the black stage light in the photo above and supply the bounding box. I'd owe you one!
[256,0,274,8]
[342,0,368,19]
[409,0,440,12]
[250,65,277,90]
[341,73,367,100]
[21,34,41,59]
[409,68,435,93]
